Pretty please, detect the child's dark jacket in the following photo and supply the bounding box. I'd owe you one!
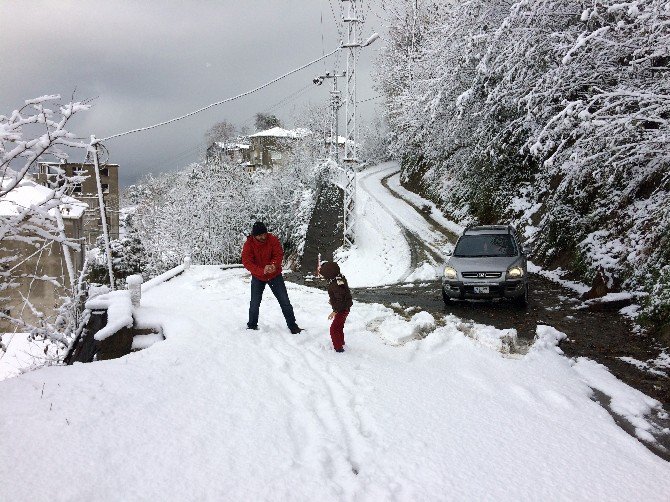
[328,275,353,312]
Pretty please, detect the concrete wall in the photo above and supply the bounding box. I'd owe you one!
[37,163,120,245]
[0,217,85,333]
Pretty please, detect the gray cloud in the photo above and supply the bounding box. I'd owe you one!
[1,0,385,186]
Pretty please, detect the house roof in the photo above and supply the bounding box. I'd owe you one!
[214,142,250,150]
[325,135,348,145]
[249,127,311,139]
[0,177,88,219]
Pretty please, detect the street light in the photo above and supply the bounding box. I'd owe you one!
[363,32,380,47]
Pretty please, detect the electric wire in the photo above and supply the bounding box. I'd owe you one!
[148,82,317,175]
[101,47,340,143]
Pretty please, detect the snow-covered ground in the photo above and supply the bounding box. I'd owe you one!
[3,162,670,500]
[1,265,669,501]
[0,333,56,380]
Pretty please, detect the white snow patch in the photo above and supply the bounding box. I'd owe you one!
[376,311,436,345]
[573,357,665,443]
[405,262,439,282]
[532,325,567,353]
[527,261,590,295]
[131,333,164,351]
[0,333,56,381]
[85,290,133,341]
[619,357,667,377]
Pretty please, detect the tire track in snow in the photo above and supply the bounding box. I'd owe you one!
[380,172,460,244]
[358,166,445,281]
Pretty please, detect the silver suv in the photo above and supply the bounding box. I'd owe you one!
[442,225,528,307]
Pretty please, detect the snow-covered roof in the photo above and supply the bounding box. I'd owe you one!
[214,142,250,150]
[249,127,311,139]
[0,178,88,219]
[325,135,348,145]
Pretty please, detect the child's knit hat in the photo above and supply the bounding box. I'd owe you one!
[320,261,340,280]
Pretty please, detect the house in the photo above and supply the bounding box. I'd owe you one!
[248,127,311,170]
[0,178,87,333]
[36,162,120,245]
[324,135,348,160]
[206,142,251,166]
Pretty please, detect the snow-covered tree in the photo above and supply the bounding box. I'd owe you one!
[1,95,91,353]
[126,126,328,273]
[376,0,670,327]
[255,112,282,131]
[205,120,238,146]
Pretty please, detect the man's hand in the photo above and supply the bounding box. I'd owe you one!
[328,311,336,320]
[264,264,277,275]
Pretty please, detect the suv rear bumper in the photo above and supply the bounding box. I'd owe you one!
[442,279,526,300]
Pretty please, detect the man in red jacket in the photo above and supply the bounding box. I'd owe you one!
[241,221,302,334]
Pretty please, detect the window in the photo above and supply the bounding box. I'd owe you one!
[454,234,518,258]
[101,184,110,194]
[72,184,82,194]
[99,167,109,177]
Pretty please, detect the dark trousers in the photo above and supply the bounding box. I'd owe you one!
[248,275,297,329]
[330,311,349,351]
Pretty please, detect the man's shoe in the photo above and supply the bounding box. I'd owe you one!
[335,348,344,353]
[247,324,259,330]
[289,325,303,334]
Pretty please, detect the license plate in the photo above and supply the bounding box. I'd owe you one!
[474,286,489,294]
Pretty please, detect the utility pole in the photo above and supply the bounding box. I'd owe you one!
[341,0,362,249]
[314,2,377,249]
[313,71,345,162]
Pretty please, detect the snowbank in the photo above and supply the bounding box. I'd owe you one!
[85,290,133,341]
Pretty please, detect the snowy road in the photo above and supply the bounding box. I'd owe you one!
[339,162,458,286]
[2,266,670,501]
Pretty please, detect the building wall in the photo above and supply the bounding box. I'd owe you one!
[37,163,120,245]
[249,137,293,170]
[0,218,85,333]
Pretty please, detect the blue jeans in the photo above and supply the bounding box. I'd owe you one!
[248,275,297,330]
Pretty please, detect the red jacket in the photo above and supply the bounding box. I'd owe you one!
[241,233,284,281]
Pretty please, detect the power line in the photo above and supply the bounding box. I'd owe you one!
[101,47,341,143]
[356,95,380,104]
[147,83,318,175]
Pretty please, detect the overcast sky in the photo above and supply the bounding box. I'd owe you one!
[1,0,386,186]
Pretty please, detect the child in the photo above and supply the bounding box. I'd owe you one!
[319,261,353,353]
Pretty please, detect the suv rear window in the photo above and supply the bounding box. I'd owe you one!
[454,234,517,257]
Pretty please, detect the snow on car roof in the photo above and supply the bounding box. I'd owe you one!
[464,225,512,235]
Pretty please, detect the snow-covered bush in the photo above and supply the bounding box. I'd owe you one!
[377,0,670,328]
[87,234,147,288]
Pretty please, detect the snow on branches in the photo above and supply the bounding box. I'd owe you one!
[124,138,327,275]
[1,95,91,354]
